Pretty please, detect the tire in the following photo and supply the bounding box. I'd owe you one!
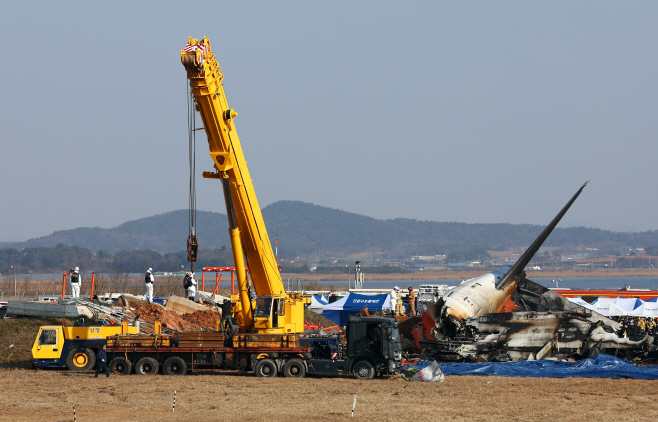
[254,358,278,377]
[282,359,306,378]
[109,357,132,375]
[352,360,374,380]
[65,348,96,372]
[163,357,187,375]
[135,357,159,375]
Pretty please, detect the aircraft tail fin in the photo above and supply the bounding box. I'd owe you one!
[496,181,588,290]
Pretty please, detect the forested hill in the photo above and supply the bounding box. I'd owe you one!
[1,200,657,257]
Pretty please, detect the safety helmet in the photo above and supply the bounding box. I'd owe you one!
[74,267,79,272]
[394,286,400,291]
[186,272,191,276]
[408,287,413,291]
[147,268,152,273]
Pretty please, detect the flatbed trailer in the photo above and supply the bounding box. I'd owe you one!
[105,315,402,379]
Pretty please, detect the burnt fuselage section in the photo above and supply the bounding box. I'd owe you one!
[423,279,652,362]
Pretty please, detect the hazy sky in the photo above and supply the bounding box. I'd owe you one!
[1,2,657,242]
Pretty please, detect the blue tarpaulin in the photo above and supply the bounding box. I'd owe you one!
[322,293,392,326]
[408,355,658,379]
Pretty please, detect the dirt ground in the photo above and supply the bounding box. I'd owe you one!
[1,368,658,421]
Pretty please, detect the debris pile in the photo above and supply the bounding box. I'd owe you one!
[129,303,191,331]
[181,309,223,331]
[394,315,422,343]
[127,303,222,332]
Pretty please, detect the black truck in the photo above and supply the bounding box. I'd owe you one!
[302,315,402,380]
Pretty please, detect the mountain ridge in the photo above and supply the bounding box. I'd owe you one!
[1,200,657,257]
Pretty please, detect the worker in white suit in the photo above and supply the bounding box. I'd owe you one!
[69,267,81,298]
[144,268,154,304]
[187,273,197,301]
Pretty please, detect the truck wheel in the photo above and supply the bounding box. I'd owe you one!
[135,357,159,375]
[163,357,187,375]
[254,359,277,377]
[353,361,374,380]
[282,359,306,378]
[66,348,96,372]
[109,357,132,375]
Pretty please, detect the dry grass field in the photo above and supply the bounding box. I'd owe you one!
[1,368,658,421]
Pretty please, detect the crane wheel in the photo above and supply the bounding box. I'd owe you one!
[135,357,159,375]
[163,357,187,375]
[254,359,278,377]
[352,360,374,380]
[109,357,132,375]
[282,359,306,378]
[66,348,96,372]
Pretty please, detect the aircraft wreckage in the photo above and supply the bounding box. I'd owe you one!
[422,182,655,363]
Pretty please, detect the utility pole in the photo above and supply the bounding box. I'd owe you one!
[10,266,16,297]
[344,265,351,289]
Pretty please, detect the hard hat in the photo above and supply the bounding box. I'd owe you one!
[186,272,191,276]
[394,286,400,291]
[74,267,79,272]
[147,268,152,273]
[408,286,413,291]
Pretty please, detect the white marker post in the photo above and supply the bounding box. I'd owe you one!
[173,390,176,412]
[351,395,357,417]
[73,404,77,422]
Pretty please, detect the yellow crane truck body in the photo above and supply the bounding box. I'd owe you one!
[181,37,308,334]
[32,322,138,371]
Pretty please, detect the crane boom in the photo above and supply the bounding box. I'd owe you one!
[181,37,307,333]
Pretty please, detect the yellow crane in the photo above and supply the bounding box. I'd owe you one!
[181,37,308,334]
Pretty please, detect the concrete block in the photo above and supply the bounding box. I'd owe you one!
[196,291,224,306]
[7,301,79,318]
[165,295,210,315]
[117,294,151,308]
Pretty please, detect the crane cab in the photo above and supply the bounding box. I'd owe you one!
[252,295,308,334]
[253,295,287,333]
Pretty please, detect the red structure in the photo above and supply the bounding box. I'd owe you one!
[201,267,248,295]
[553,288,658,301]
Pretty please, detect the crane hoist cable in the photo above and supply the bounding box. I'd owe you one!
[186,82,198,270]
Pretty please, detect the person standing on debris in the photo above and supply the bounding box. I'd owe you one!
[94,345,110,378]
[183,272,192,297]
[144,268,154,304]
[187,272,197,301]
[389,287,398,317]
[68,267,82,299]
[407,287,416,316]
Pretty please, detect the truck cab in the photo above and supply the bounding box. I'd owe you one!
[304,315,402,380]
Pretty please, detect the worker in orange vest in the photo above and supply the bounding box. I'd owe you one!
[407,287,416,316]
[394,286,403,316]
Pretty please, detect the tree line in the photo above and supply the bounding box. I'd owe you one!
[0,244,234,275]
